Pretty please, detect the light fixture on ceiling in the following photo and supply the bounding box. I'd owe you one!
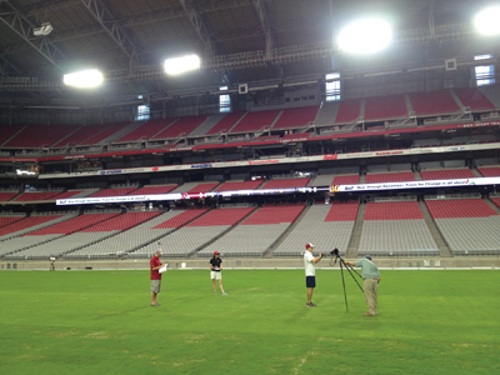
[337,18,392,55]
[164,54,201,76]
[33,22,53,36]
[63,69,104,89]
[474,6,500,36]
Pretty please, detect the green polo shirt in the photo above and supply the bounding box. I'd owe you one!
[354,258,380,279]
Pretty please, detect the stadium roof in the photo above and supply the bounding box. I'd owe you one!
[0,0,499,103]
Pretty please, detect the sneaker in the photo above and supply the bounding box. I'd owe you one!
[363,312,376,316]
[306,302,317,307]
[221,292,228,296]
[150,303,160,307]
[213,292,217,295]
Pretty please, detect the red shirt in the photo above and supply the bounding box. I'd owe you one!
[150,256,162,280]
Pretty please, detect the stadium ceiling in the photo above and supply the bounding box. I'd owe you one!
[0,0,499,101]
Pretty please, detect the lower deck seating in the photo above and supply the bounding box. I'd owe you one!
[434,217,500,255]
[273,204,356,256]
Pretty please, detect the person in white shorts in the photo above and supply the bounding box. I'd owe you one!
[210,251,227,295]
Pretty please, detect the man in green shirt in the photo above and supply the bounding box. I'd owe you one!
[345,255,381,316]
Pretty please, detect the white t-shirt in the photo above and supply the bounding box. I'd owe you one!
[304,251,316,276]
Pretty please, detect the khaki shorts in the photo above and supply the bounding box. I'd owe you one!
[210,271,222,280]
[151,279,161,293]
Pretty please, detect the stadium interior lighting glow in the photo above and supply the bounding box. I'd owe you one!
[337,18,392,55]
[164,54,201,76]
[63,69,104,88]
[474,6,500,36]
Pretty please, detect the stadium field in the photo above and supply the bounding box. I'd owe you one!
[0,269,498,375]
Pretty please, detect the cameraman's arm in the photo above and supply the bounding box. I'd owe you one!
[344,261,355,267]
[312,253,324,264]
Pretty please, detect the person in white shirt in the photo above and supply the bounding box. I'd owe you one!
[303,243,324,307]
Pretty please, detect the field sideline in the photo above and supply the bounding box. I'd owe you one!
[0,269,498,375]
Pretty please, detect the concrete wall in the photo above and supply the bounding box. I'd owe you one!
[2,256,499,271]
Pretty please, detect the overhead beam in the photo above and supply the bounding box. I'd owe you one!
[179,0,217,59]
[0,0,65,71]
[253,0,274,58]
[79,0,140,67]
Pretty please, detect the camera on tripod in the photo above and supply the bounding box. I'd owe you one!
[329,248,340,256]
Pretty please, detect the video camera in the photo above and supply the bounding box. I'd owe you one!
[328,248,340,256]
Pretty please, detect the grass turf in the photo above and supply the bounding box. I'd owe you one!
[0,269,498,375]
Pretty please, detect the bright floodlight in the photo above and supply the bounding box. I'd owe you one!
[63,69,104,88]
[164,54,201,76]
[474,6,500,36]
[337,18,392,55]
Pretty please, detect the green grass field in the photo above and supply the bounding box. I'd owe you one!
[0,269,498,375]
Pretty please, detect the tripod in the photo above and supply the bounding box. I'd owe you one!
[331,252,364,312]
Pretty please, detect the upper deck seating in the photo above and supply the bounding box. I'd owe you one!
[0,124,25,145]
[79,122,130,145]
[206,111,245,135]
[151,116,208,140]
[229,110,280,134]
[53,124,105,147]
[334,98,362,124]
[313,101,339,126]
[114,119,173,143]
[271,106,319,130]
[408,90,461,116]
[364,94,408,121]
[4,124,73,148]
[453,88,495,111]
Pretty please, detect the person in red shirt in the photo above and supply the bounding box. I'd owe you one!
[150,251,164,306]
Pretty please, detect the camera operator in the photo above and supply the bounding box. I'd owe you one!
[303,243,324,308]
[345,255,381,316]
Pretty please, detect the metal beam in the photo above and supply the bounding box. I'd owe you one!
[0,0,65,71]
[79,0,140,67]
[253,0,273,58]
[179,0,216,59]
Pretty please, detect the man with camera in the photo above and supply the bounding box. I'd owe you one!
[345,255,381,316]
[303,243,324,307]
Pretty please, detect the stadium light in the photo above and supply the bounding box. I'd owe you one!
[336,18,392,55]
[164,54,201,76]
[474,6,500,36]
[63,69,104,88]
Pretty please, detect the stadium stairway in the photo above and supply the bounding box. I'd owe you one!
[264,203,312,258]
[346,202,366,258]
[484,197,500,214]
[418,200,452,257]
